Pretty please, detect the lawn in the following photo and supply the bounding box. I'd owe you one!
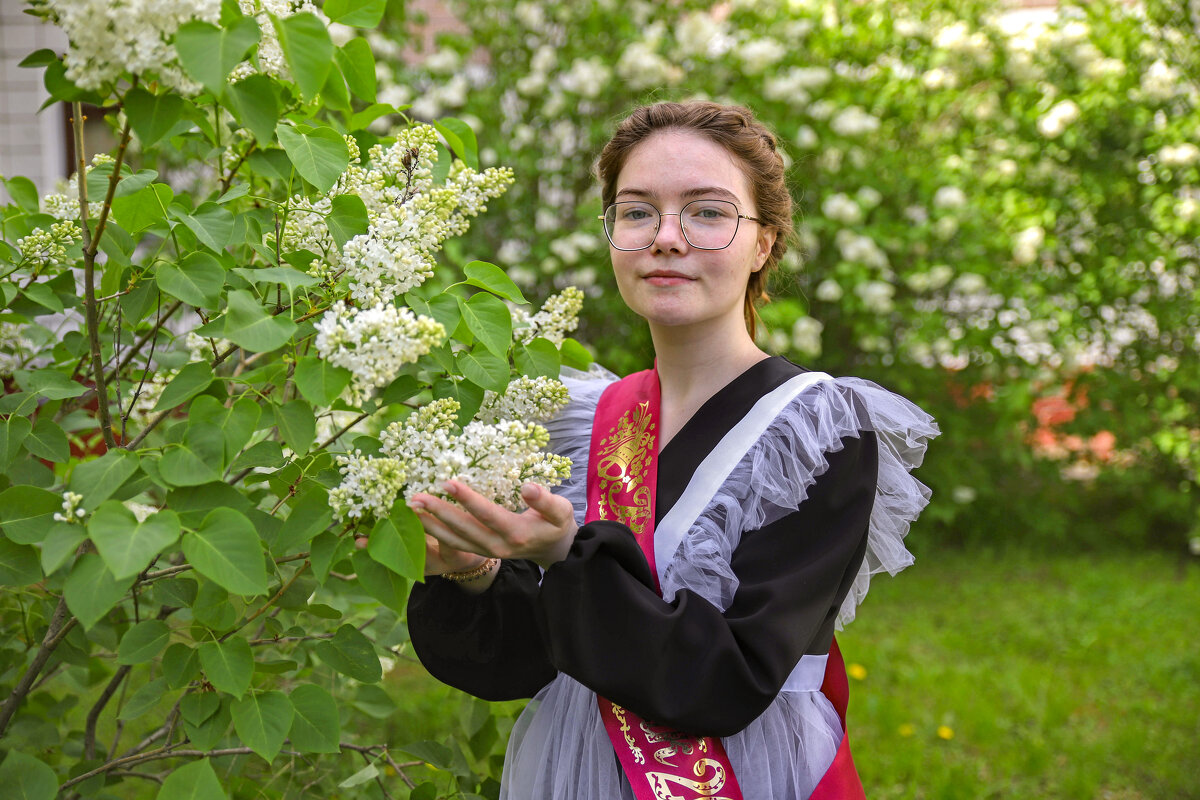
[386,549,1200,798]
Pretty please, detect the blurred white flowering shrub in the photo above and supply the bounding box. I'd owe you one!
[382,0,1200,550]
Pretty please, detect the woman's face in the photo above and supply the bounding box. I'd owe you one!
[608,130,775,333]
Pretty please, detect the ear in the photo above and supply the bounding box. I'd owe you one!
[753,226,777,272]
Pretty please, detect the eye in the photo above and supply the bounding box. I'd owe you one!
[688,203,735,220]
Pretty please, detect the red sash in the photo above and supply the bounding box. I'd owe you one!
[586,366,865,799]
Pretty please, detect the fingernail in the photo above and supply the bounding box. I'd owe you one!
[443,481,459,496]
[522,483,539,499]
[409,499,426,510]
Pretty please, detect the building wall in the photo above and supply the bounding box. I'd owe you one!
[0,0,67,204]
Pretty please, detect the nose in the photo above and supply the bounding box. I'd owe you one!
[652,212,689,252]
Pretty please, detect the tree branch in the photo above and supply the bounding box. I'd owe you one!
[0,596,73,738]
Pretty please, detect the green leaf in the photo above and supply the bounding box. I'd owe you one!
[114,169,159,198]
[351,549,408,612]
[380,374,420,406]
[432,376,485,423]
[246,148,294,183]
[24,369,86,400]
[321,65,351,113]
[273,488,332,555]
[459,292,513,358]
[0,486,61,544]
[324,0,386,26]
[64,553,134,630]
[0,416,32,470]
[273,13,334,101]
[288,684,341,753]
[20,417,68,463]
[163,643,201,689]
[221,289,297,353]
[154,361,215,412]
[334,38,376,102]
[0,536,42,587]
[397,740,454,769]
[457,347,510,393]
[314,624,381,683]
[157,252,225,310]
[229,440,283,472]
[275,399,315,455]
[515,337,561,378]
[40,522,85,575]
[294,356,351,406]
[338,763,380,789]
[309,531,354,584]
[176,203,235,253]
[89,502,181,580]
[231,266,319,290]
[184,507,269,596]
[155,757,228,800]
[111,183,173,234]
[3,176,40,212]
[434,117,479,170]
[181,691,221,726]
[118,676,169,721]
[349,102,398,130]
[124,87,186,149]
[117,619,172,665]
[198,637,254,697]
[232,691,293,763]
[217,182,250,204]
[326,194,369,250]
[174,18,261,95]
[560,337,594,369]
[367,510,423,581]
[226,74,280,144]
[0,751,57,800]
[275,123,349,193]
[463,260,528,304]
[183,699,233,753]
[69,450,141,510]
[42,58,104,104]
[189,395,260,462]
[20,282,63,313]
[159,440,223,487]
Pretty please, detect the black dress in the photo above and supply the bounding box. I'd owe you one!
[406,356,938,798]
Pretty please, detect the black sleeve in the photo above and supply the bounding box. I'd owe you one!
[534,431,878,737]
[406,557,558,700]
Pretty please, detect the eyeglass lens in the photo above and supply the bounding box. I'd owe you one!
[603,200,741,250]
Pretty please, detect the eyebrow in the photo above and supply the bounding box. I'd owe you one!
[615,186,743,203]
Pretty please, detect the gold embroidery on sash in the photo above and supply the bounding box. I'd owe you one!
[612,703,645,765]
[646,758,733,800]
[595,400,656,537]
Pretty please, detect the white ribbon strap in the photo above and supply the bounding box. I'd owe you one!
[653,371,833,576]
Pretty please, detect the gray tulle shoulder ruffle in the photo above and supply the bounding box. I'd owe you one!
[546,364,940,628]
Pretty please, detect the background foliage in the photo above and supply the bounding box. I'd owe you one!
[384,0,1200,551]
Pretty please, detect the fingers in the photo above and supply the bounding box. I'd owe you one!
[416,507,489,557]
[520,483,575,526]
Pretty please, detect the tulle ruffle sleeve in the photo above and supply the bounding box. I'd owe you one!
[543,363,619,524]
[658,376,939,628]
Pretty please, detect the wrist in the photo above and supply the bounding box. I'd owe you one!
[441,557,499,584]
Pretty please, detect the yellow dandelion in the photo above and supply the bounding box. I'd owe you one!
[897,723,915,737]
[846,663,867,681]
[937,725,955,740]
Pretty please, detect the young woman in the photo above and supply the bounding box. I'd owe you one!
[405,101,938,799]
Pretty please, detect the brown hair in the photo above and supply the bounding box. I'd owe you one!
[596,101,793,340]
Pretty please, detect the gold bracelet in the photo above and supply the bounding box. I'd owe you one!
[441,557,499,583]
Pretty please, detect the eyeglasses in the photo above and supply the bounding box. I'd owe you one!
[599,199,761,251]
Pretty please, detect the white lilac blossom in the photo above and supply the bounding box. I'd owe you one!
[830,107,881,138]
[313,301,446,404]
[329,398,572,521]
[856,187,882,210]
[512,286,584,345]
[44,0,220,93]
[232,0,325,82]
[1141,59,1182,101]
[16,221,81,267]
[794,126,819,150]
[791,316,823,356]
[123,501,160,522]
[476,375,570,425]
[282,124,514,305]
[1037,100,1081,138]
[675,11,730,58]
[1013,225,1045,265]
[815,278,843,302]
[53,492,87,523]
[739,38,786,75]
[933,186,968,211]
[41,154,112,221]
[616,40,683,89]
[125,368,176,428]
[855,281,895,314]
[1160,144,1200,167]
[821,193,864,225]
[835,230,890,270]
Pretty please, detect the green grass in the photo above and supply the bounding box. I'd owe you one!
[388,550,1200,798]
[839,548,1200,799]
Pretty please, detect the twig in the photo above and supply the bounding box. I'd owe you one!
[84,666,131,759]
[218,562,309,643]
[0,596,73,738]
[140,551,309,584]
[315,411,371,452]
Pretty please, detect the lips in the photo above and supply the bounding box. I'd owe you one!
[643,271,694,279]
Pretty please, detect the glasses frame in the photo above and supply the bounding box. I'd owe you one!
[598,199,762,252]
